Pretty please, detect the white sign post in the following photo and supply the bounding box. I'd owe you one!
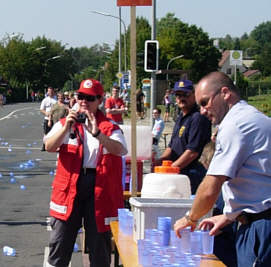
[230,50,243,85]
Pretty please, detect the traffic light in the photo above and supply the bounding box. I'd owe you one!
[144,40,159,72]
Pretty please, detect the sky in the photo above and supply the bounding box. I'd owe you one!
[1,0,270,48]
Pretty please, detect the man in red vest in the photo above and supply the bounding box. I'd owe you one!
[44,79,127,267]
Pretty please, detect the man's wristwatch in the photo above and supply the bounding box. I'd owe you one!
[185,211,198,224]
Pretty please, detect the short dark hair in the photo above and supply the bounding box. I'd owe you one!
[113,85,120,90]
[202,72,240,96]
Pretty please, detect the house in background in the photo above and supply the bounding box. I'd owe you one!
[219,50,247,75]
[218,50,261,78]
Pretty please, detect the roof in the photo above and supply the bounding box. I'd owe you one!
[218,50,230,68]
[243,69,260,78]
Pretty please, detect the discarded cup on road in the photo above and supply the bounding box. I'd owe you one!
[3,246,16,256]
[10,178,16,184]
[73,243,79,252]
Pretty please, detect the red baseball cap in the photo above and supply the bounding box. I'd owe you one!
[77,79,104,96]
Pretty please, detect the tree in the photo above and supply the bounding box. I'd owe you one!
[157,13,221,81]
[0,34,72,97]
[251,21,271,47]
[252,43,271,76]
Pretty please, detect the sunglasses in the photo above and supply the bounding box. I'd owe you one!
[199,90,221,108]
[175,92,192,98]
[78,94,101,102]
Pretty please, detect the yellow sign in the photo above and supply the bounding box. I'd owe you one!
[116,72,123,79]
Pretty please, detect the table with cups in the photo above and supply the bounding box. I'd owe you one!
[111,210,226,267]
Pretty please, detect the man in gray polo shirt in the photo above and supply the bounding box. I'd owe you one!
[174,72,271,266]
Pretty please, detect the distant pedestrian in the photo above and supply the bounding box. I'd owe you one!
[136,88,145,119]
[120,88,130,111]
[40,87,57,151]
[31,91,35,102]
[0,94,4,107]
[64,91,70,106]
[105,85,127,124]
[152,108,165,159]
[163,89,172,122]
[68,92,76,108]
[48,92,69,126]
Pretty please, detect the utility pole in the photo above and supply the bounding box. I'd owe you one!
[130,6,137,197]
[150,0,156,126]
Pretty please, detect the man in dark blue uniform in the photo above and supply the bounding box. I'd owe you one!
[156,80,211,194]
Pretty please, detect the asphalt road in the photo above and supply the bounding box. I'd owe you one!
[0,102,83,267]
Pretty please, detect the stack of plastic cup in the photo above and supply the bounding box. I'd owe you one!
[157,217,171,246]
[125,211,134,235]
[150,229,163,244]
[118,208,133,235]
[118,208,128,233]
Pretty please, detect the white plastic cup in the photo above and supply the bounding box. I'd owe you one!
[73,243,79,252]
[179,227,191,253]
[190,231,202,254]
[201,230,214,254]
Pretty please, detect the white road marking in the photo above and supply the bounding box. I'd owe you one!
[0,146,40,150]
[0,107,39,121]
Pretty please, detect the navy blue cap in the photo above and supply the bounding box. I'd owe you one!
[173,80,194,93]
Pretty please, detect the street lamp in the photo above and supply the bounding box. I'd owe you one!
[45,55,62,64]
[167,55,184,83]
[166,55,184,83]
[25,46,47,100]
[44,55,62,90]
[35,46,46,51]
[90,10,127,73]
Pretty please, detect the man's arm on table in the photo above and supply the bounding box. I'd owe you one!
[174,175,227,236]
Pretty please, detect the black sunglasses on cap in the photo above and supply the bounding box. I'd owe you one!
[78,94,101,102]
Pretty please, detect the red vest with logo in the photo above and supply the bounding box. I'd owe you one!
[49,110,124,232]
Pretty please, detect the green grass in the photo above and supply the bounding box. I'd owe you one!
[248,94,271,117]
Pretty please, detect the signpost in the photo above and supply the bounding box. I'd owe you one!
[230,50,243,85]
[117,0,152,6]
